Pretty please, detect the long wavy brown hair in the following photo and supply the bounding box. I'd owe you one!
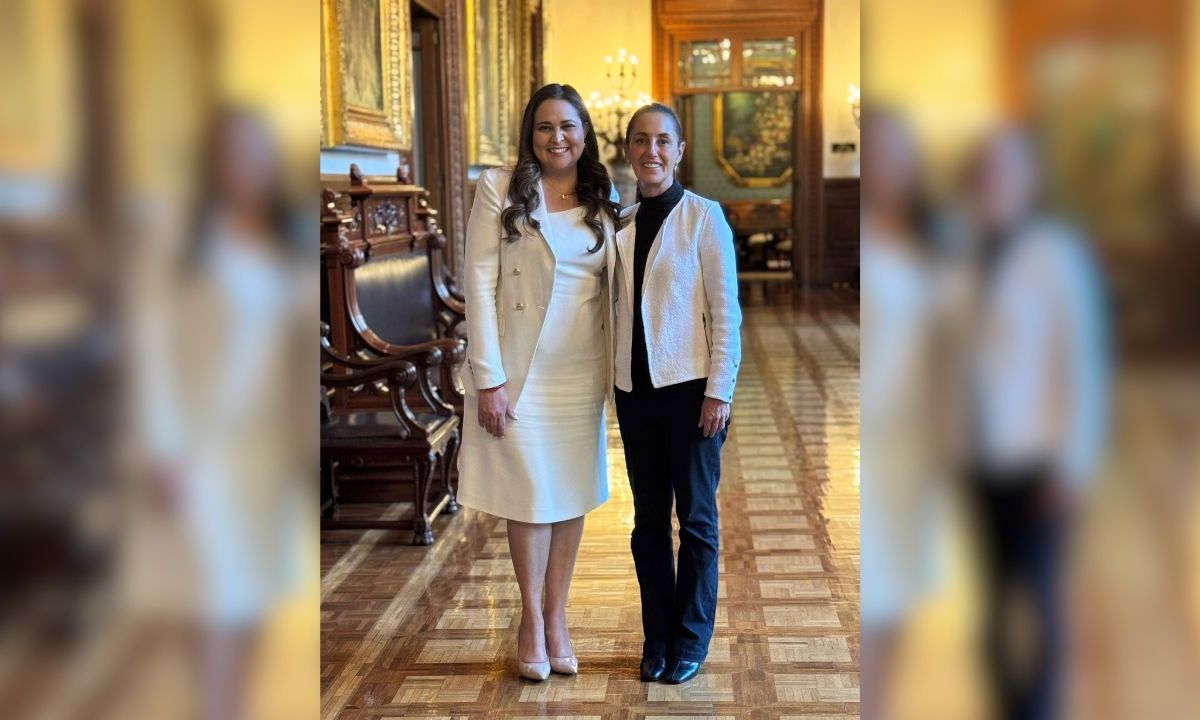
[501,83,619,253]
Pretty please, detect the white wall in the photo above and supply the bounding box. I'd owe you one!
[542,0,654,104]
[823,0,861,178]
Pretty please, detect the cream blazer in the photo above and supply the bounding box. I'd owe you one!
[462,167,619,407]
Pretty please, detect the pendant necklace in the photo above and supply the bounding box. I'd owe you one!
[545,179,577,201]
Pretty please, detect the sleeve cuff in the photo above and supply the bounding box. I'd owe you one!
[704,380,735,404]
[468,360,506,391]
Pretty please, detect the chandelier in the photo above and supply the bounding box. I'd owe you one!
[585,48,652,163]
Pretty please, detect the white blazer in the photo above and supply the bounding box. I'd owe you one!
[462,167,618,406]
[613,188,742,402]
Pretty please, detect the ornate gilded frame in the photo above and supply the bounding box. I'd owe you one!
[712,92,794,188]
[321,0,413,149]
[465,0,518,165]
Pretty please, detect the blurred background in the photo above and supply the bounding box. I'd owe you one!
[862,0,1200,719]
[0,0,317,718]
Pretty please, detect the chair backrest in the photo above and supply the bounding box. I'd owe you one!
[353,250,437,347]
[321,171,465,400]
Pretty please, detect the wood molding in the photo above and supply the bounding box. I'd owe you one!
[795,13,823,286]
[443,0,469,275]
[657,0,817,22]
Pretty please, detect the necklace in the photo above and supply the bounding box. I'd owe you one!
[543,178,577,200]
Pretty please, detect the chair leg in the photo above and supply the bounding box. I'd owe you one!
[411,453,436,545]
[443,428,460,514]
[321,459,338,519]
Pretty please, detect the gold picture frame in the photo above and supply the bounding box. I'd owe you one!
[712,91,794,187]
[321,0,413,150]
[467,0,506,166]
[466,0,535,167]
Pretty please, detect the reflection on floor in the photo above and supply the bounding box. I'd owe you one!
[319,284,861,719]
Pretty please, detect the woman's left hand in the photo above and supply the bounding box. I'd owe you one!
[699,397,731,438]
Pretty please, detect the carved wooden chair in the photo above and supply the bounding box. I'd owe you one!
[319,167,467,544]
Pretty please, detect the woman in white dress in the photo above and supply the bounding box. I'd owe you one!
[860,109,954,720]
[138,109,304,720]
[458,83,621,681]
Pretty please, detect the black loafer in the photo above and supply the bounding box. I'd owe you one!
[640,656,668,682]
[664,658,702,684]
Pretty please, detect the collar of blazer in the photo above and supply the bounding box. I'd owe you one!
[524,178,555,259]
[501,169,621,266]
[615,203,640,263]
[614,194,691,286]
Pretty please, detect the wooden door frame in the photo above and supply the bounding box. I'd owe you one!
[652,0,823,285]
[410,0,469,276]
[412,9,446,216]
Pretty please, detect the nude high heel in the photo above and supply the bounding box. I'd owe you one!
[545,621,577,675]
[517,658,551,681]
[516,612,549,681]
[548,654,578,675]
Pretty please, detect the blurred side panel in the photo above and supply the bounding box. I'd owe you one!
[0,0,319,718]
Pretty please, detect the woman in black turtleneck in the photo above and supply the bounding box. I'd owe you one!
[611,103,742,686]
[629,177,684,389]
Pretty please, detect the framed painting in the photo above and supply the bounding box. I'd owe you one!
[712,91,795,187]
[462,0,540,167]
[466,0,515,166]
[321,0,413,149]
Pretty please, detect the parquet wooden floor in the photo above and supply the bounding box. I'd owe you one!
[320,286,861,720]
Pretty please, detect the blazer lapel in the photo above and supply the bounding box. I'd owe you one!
[604,213,617,291]
[531,179,555,258]
[615,204,639,297]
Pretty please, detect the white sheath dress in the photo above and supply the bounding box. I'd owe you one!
[457,206,609,523]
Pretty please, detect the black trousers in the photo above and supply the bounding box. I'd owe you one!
[971,466,1066,720]
[615,378,726,662]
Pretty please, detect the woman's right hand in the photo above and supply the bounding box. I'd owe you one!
[477,384,518,438]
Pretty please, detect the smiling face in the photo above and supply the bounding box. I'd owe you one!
[531,99,586,177]
[625,110,685,197]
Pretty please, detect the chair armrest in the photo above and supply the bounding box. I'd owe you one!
[322,326,464,418]
[320,348,425,439]
[320,355,418,389]
[351,332,463,368]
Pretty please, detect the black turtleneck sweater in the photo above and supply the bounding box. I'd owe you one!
[631,180,686,391]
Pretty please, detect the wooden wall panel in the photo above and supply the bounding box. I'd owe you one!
[999,0,1193,354]
[442,0,469,275]
[658,0,817,25]
[822,177,859,285]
